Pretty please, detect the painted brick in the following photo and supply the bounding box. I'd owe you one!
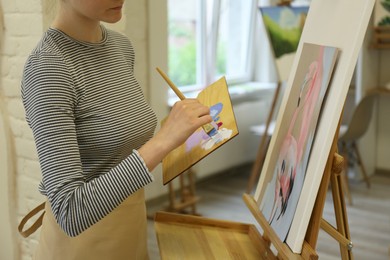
[18,176,43,204]
[4,13,42,37]
[7,98,25,120]
[9,117,24,137]
[24,159,42,180]
[1,56,11,77]
[9,117,33,141]
[5,57,27,80]
[14,137,38,160]
[2,37,19,56]
[1,77,21,97]
[21,123,34,141]
[2,0,41,14]
[2,36,40,58]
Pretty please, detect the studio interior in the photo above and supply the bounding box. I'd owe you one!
[1,0,389,259]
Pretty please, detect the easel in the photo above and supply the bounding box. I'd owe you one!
[244,123,353,259]
[166,168,200,215]
[155,123,353,259]
[148,168,200,219]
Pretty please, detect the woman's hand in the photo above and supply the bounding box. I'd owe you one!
[159,99,212,149]
[137,99,212,172]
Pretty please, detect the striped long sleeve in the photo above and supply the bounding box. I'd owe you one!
[21,26,158,237]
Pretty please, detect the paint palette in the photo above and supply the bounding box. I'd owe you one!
[162,77,239,184]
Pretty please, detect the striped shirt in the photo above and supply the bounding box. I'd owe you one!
[21,26,157,237]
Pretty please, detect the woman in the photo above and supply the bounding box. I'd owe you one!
[21,0,212,259]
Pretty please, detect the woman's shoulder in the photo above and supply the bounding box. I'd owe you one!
[105,27,134,49]
[26,29,67,66]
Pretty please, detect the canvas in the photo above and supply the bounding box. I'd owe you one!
[258,43,339,242]
[260,6,309,81]
[162,77,239,184]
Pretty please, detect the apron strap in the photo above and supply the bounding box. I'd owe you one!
[18,202,46,238]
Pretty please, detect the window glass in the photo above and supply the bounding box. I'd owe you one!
[216,0,253,81]
[168,0,255,90]
[168,0,198,87]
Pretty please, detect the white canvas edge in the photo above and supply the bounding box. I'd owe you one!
[253,0,376,254]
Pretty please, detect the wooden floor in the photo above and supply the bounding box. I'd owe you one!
[146,164,390,260]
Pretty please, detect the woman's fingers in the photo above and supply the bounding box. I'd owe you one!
[159,99,213,148]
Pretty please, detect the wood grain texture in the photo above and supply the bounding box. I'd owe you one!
[154,211,274,260]
[162,77,239,184]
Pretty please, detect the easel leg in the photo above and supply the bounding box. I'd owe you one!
[352,142,370,188]
[305,149,339,248]
[330,159,353,260]
[306,119,353,260]
[147,169,200,219]
[167,168,200,215]
[307,153,353,260]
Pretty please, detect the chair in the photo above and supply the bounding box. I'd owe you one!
[338,93,377,204]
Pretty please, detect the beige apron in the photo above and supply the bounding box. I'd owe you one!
[33,189,149,260]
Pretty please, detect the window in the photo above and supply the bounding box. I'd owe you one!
[168,0,258,94]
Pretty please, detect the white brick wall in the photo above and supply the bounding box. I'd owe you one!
[0,1,149,259]
[1,0,44,259]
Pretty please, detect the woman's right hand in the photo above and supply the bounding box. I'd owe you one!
[137,99,212,172]
[158,99,212,149]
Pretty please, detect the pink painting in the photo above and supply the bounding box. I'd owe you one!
[259,43,339,241]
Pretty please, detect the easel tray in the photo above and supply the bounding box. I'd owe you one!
[154,211,276,259]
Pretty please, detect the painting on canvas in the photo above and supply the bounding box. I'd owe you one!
[258,43,339,241]
[260,6,309,81]
[162,77,239,184]
[374,0,390,26]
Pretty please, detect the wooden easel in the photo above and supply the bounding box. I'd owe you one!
[155,124,353,259]
[166,168,200,215]
[243,124,353,259]
[148,168,200,219]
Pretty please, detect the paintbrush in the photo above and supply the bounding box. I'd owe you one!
[156,67,222,144]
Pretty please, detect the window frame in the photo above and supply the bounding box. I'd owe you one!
[168,0,259,95]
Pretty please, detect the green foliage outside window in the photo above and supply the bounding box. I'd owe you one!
[168,22,196,86]
[168,22,228,87]
[169,41,197,86]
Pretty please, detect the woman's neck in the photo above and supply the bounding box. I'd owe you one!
[52,8,103,43]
